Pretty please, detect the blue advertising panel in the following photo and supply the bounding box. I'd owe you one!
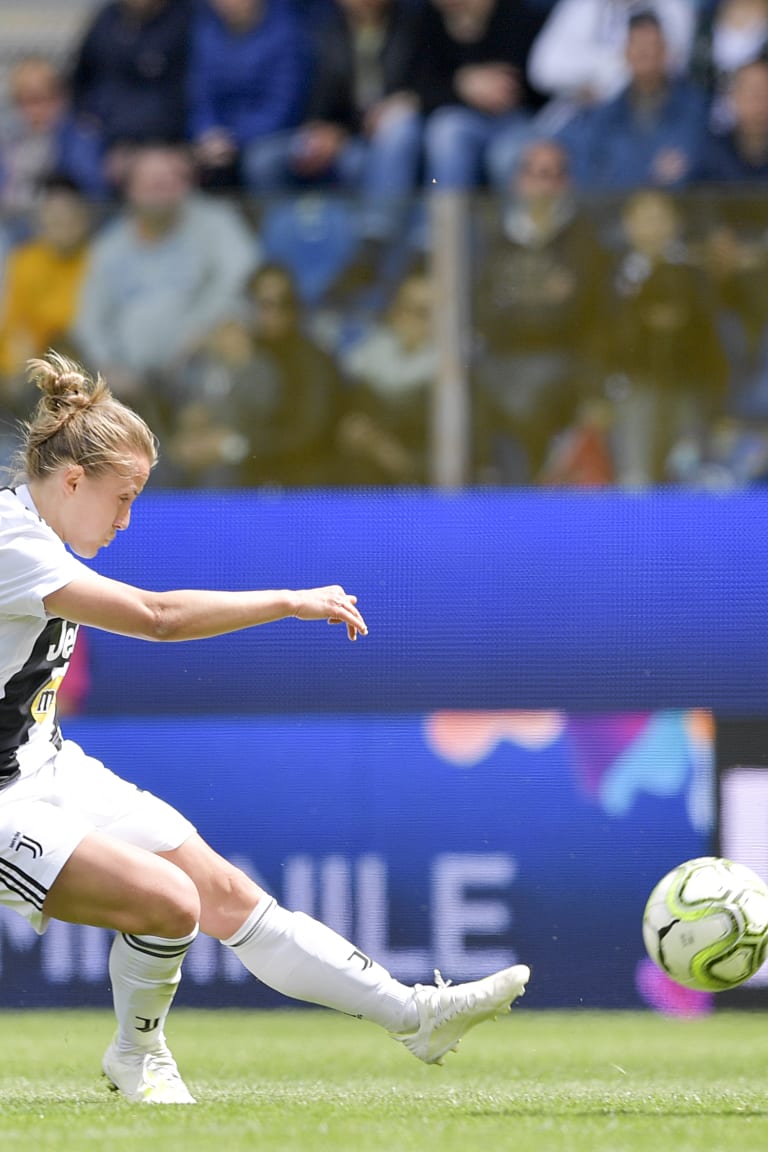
[1,492,746,1013]
[0,710,711,1013]
[79,490,768,715]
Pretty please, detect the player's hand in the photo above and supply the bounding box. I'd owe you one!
[293,585,368,641]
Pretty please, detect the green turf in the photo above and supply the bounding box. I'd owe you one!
[1,1008,767,1151]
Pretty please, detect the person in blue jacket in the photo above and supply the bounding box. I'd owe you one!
[561,9,709,191]
[189,0,311,190]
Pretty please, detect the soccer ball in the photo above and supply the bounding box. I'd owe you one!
[642,856,768,991]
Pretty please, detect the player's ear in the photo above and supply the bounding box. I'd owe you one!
[62,463,85,494]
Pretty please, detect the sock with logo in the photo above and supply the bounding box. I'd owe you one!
[223,898,418,1032]
[109,927,199,1053]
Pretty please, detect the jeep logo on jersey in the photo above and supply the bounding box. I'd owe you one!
[31,674,64,722]
[45,622,77,664]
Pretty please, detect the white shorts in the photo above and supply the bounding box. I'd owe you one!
[0,739,195,934]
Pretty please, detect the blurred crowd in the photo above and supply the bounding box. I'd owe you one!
[3,0,768,487]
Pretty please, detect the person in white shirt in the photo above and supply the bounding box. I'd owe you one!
[0,351,529,1104]
[692,0,768,130]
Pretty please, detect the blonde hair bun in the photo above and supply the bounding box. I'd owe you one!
[17,350,158,480]
[26,351,106,412]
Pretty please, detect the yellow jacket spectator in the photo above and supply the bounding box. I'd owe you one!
[0,178,92,388]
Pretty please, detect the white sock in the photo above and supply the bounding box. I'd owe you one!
[223,899,418,1033]
[109,927,199,1053]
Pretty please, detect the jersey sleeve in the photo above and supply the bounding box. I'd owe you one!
[0,513,89,619]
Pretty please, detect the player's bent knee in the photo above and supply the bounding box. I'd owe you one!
[43,841,201,936]
[153,866,201,938]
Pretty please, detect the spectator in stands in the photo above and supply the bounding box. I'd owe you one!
[70,144,259,434]
[695,55,768,179]
[691,0,768,131]
[0,57,104,224]
[697,127,768,420]
[528,0,698,133]
[0,177,92,406]
[336,266,436,484]
[472,138,604,483]
[692,58,768,419]
[562,10,710,191]
[69,0,193,193]
[538,396,616,486]
[167,263,343,486]
[257,194,369,311]
[189,0,309,191]
[692,53,768,355]
[243,0,422,269]
[665,412,768,487]
[406,0,546,191]
[601,189,728,487]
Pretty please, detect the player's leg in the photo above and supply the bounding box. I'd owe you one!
[163,832,418,1029]
[41,831,200,1104]
[35,743,202,1103]
[164,833,531,1065]
[43,829,199,934]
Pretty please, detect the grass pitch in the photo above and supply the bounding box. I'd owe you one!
[1,1008,767,1151]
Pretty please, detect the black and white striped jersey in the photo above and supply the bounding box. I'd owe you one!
[0,486,90,787]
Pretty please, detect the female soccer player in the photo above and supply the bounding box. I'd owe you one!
[0,352,529,1103]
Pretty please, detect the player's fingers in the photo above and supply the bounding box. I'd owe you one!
[331,596,367,633]
[328,612,367,636]
[347,609,367,633]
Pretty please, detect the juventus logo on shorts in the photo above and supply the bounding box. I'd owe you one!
[10,831,43,858]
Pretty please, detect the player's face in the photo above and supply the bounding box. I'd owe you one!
[61,455,151,558]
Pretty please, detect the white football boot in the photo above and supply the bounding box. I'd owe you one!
[391,964,530,1065]
[102,1036,196,1104]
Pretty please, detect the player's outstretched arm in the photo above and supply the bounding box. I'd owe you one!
[43,571,368,642]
